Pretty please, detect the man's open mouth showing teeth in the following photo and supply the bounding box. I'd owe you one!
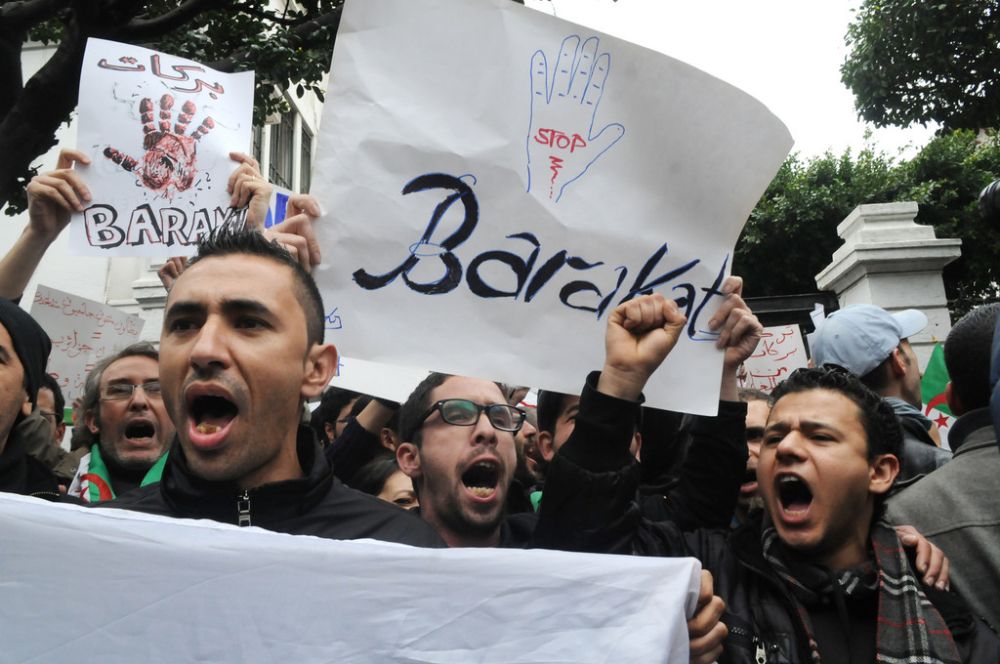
[124,421,155,440]
[191,395,239,431]
[462,461,500,498]
[777,475,813,513]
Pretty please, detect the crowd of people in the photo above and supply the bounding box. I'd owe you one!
[0,150,998,662]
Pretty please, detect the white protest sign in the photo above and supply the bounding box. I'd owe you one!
[312,0,792,415]
[71,38,254,257]
[738,324,808,394]
[328,356,430,404]
[0,493,701,663]
[29,285,144,402]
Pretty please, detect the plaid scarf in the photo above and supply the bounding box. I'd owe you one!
[761,520,961,664]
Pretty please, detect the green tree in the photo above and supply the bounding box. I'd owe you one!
[841,0,1000,130]
[736,131,1000,317]
[0,0,344,215]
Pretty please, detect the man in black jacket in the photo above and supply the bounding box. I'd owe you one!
[106,228,442,547]
[540,359,999,662]
[0,298,60,495]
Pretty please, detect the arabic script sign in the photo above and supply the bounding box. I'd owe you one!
[737,324,808,393]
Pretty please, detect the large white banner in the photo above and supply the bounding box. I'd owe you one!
[312,0,792,415]
[29,285,144,402]
[70,38,254,257]
[0,494,700,663]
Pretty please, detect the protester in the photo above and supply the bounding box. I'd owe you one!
[66,343,174,502]
[539,346,996,662]
[532,278,759,531]
[887,303,1000,629]
[310,386,361,445]
[349,457,418,509]
[105,227,442,546]
[810,304,951,482]
[734,386,769,525]
[0,298,59,495]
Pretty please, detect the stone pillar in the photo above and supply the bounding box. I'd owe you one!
[814,202,962,369]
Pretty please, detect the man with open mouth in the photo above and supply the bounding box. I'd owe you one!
[104,227,442,547]
[68,343,174,502]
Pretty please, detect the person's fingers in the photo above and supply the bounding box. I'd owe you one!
[936,552,950,591]
[229,151,261,173]
[279,213,322,266]
[55,148,92,170]
[266,229,310,271]
[690,622,728,664]
[28,179,77,213]
[688,594,726,637]
[722,275,743,296]
[287,193,321,219]
[660,296,687,328]
[157,260,180,291]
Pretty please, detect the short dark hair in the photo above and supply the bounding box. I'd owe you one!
[398,372,452,445]
[188,226,325,347]
[858,343,910,393]
[349,456,401,496]
[770,366,902,461]
[944,303,1000,411]
[310,387,361,445]
[536,389,573,436]
[40,373,65,416]
[737,387,769,403]
[79,342,160,448]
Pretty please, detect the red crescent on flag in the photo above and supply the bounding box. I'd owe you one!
[81,473,114,502]
[924,393,948,415]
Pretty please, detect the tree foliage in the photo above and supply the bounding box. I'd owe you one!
[841,0,1000,130]
[0,0,343,214]
[735,131,1000,318]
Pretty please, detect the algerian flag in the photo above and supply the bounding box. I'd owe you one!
[921,344,955,450]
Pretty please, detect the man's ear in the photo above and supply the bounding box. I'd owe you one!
[630,431,643,462]
[379,427,397,452]
[538,430,556,463]
[324,421,336,442]
[85,410,100,435]
[869,453,900,496]
[889,348,907,377]
[56,422,67,441]
[396,442,422,480]
[302,343,338,400]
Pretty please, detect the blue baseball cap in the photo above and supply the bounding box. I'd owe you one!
[810,304,927,377]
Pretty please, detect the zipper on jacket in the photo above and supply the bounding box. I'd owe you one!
[754,636,767,664]
[237,490,252,527]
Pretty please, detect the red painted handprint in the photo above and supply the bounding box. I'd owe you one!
[104,94,214,194]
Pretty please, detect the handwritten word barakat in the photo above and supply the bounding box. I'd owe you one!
[82,204,246,249]
[97,54,225,98]
[353,173,729,342]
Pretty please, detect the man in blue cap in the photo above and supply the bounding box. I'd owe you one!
[810,303,950,482]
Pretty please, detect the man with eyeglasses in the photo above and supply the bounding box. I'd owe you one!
[67,342,174,502]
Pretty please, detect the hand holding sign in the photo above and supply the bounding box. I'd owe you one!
[26,149,93,242]
[527,35,625,202]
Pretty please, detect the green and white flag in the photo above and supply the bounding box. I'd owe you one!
[921,344,955,449]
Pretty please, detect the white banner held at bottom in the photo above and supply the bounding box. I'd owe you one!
[0,493,701,663]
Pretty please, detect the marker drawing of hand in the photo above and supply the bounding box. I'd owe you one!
[526,35,624,203]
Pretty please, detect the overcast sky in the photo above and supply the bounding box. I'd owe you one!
[525,0,937,160]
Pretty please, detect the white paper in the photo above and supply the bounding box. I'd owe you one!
[328,356,430,403]
[28,285,144,402]
[311,0,792,416]
[0,493,701,663]
[738,324,808,394]
[70,38,254,257]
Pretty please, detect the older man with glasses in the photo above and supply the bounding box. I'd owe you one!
[67,342,174,502]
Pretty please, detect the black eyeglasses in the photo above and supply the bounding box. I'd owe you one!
[414,398,526,437]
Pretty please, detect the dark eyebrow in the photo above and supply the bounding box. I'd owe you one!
[220,298,275,318]
[163,300,206,320]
